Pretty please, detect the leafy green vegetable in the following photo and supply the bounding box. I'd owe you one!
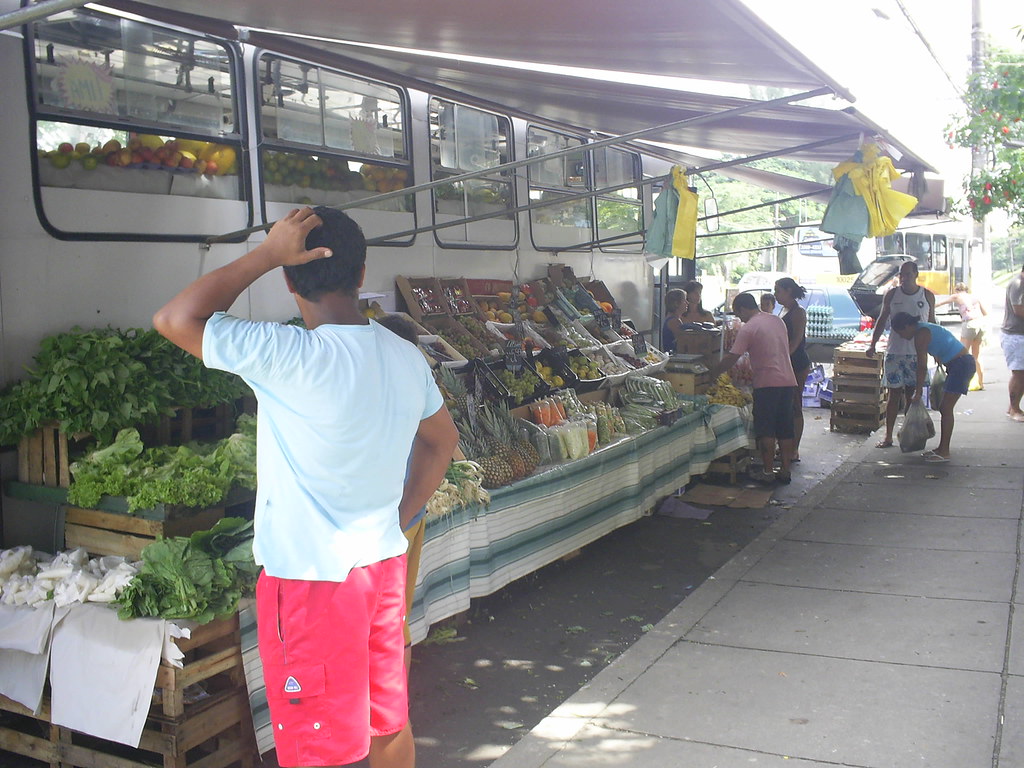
[67,415,258,513]
[0,326,251,446]
[115,517,256,624]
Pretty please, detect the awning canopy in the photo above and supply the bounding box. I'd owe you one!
[99,0,936,174]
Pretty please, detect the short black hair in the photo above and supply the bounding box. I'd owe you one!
[283,206,366,301]
[890,312,920,331]
[376,314,418,344]
[732,292,758,312]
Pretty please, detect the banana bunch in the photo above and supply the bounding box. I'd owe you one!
[706,373,752,406]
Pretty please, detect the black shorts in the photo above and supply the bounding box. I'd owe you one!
[752,386,796,440]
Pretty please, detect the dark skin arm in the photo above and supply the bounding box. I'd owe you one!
[867,288,895,357]
[911,326,932,402]
[153,208,332,359]
[400,407,460,529]
[709,351,740,380]
[784,306,807,355]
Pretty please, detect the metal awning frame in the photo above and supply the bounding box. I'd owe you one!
[212,87,850,244]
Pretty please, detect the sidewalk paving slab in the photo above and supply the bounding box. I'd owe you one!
[686,581,1009,671]
[490,345,1023,768]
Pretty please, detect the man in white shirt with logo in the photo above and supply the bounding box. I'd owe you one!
[154,207,458,768]
[867,260,936,448]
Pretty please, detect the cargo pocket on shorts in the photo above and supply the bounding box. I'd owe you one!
[263,662,333,740]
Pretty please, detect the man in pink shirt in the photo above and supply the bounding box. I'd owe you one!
[711,292,798,484]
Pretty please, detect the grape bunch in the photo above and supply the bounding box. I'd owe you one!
[495,369,542,405]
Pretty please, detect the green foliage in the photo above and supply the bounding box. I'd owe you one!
[992,229,1024,271]
[0,327,250,446]
[696,160,829,280]
[115,517,256,624]
[66,414,257,513]
[947,51,1024,226]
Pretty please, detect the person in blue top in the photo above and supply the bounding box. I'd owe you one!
[890,312,977,464]
[153,206,459,768]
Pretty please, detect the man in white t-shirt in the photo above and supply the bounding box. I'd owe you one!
[154,207,458,768]
[867,260,935,448]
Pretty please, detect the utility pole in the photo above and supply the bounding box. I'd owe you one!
[971,0,994,298]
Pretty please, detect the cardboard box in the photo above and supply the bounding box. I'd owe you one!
[673,329,723,358]
[465,278,514,296]
[659,371,711,395]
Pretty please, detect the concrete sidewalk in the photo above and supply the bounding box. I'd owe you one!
[492,344,1024,768]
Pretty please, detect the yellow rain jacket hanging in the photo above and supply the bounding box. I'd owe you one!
[821,143,917,253]
[647,166,698,260]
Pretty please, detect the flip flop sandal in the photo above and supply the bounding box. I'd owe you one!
[876,440,893,448]
[924,453,949,463]
[921,450,937,458]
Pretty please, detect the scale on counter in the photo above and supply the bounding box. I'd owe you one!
[666,354,708,374]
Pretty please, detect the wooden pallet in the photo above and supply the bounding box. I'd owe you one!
[0,616,256,768]
[830,413,884,434]
[64,506,226,559]
[705,448,751,484]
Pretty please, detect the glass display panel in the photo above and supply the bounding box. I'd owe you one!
[33,9,235,134]
[527,127,591,249]
[429,98,514,246]
[260,55,406,161]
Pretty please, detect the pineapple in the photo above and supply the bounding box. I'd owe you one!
[478,402,531,480]
[459,432,512,489]
[493,401,539,474]
[437,365,470,420]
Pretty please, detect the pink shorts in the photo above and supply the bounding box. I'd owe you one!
[256,556,408,767]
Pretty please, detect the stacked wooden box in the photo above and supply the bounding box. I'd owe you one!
[0,614,256,768]
[830,342,887,434]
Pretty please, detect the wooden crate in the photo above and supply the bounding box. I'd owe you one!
[16,423,86,488]
[705,449,751,484]
[830,412,884,434]
[659,371,711,396]
[0,615,255,768]
[64,506,225,559]
[832,376,887,404]
[142,404,235,447]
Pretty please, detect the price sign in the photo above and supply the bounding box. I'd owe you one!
[611,308,623,328]
[543,307,561,327]
[504,340,525,373]
[632,333,649,356]
[514,320,527,340]
[594,308,611,330]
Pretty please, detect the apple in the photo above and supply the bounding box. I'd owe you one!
[117,148,132,167]
[179,155,194,170]
[74,142,90,155]
[80,155,99,170]
[101,139,122,154]
[49,153,71,169]
[203,161,218,175]
[105,152,119,166]
[163,151,182,168]
[58,142,74,154]
[131,151,144,164]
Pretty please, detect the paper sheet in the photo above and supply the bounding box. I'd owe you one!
[50,603,165,746]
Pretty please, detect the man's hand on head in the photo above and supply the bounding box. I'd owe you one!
[259,207,334,269]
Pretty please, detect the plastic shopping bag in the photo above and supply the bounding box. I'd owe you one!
[929,366,946,411]
[899,399,934,453]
